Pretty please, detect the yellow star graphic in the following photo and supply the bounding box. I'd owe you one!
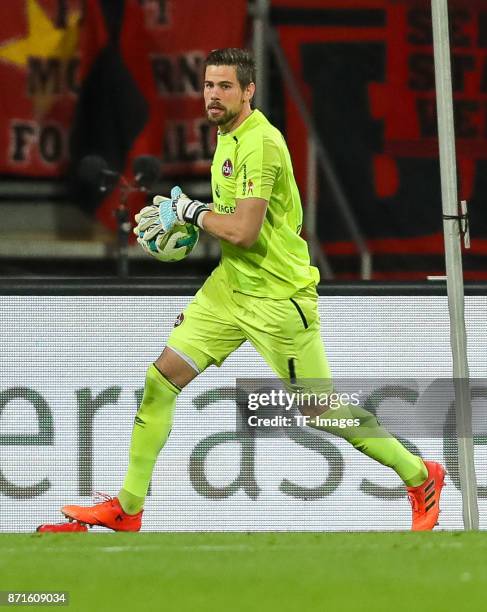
[0,0,80,116]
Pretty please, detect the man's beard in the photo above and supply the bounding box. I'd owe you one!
[206,106,239,127]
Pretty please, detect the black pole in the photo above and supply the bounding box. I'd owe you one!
[115,191,131,278]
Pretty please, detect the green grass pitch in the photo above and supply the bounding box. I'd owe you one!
[0,532,486,611]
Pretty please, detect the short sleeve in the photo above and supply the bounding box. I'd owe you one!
[235,135,280,201]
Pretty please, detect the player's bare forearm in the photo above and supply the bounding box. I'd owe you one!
[201,210,253,247]
[201,197,268,249]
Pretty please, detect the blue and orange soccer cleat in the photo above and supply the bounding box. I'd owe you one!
[407,461,446,531]
[61,493,143,532]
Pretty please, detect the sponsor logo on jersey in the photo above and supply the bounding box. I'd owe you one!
[222,159,233,177]
[247,179,254,196]
[215,184,221,198]
[241,163,247,194]
[215,202,235,214]
[174,313,184,327]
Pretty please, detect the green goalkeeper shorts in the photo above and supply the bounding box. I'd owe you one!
[167,265,332,384]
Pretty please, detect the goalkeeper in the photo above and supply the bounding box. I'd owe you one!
[62,48,445,532]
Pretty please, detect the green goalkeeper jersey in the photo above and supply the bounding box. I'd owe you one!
[211,109,319,298]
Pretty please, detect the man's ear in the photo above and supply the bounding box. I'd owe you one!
[245,82,256,103]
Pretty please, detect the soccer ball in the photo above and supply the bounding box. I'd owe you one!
[145,223,199,262]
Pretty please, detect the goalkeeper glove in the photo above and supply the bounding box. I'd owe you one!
[134,203,186,262]
[156,185,210,232]
[133,203,164,242]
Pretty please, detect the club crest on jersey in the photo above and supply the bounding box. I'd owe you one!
[174,313,184,327]
[247,179,254,195]
[222,159,233,177]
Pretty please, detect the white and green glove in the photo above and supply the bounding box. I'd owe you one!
[134,203,163,240]
[134,199,168,260]
[134,185,207,261]
[157,186,210,232]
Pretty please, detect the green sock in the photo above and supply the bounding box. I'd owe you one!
[119,364,179,514]
[118,489,145,516]
[309,403,427,487]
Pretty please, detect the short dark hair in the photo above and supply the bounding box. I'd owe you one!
[204,48,256,90]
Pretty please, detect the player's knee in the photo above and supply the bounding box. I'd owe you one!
[154,346,199,389]
[294,384,336,418]
[298,402,326,418]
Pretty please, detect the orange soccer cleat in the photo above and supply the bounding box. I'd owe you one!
[61,494,143,532]
[407,461,446,531]
[37,522,88,533]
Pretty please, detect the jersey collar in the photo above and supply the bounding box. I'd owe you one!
[218,109,263,139]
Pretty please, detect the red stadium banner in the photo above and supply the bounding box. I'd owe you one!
[0,0,247,179]
[141,0,248,175]
[0,0,83,176]
[273,0,487,271]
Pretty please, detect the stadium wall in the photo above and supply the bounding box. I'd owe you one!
[0,281,486,532]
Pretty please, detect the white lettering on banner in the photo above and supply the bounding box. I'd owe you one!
[0,295,486,532]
